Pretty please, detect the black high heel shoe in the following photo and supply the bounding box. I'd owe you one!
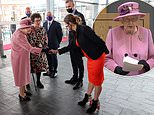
[24,91,32,96]
[37,81,44,88]
[19,95,31,101]
[73,81,83,90]
[86,99,100,113]
[78,93,92,106]
[26,84,30,90]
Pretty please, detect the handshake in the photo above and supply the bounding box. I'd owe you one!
[42,48,59,54]
[49,49,59,54]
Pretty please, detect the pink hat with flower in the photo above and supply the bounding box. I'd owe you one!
[19,18,32,29]
[113,2,146,21]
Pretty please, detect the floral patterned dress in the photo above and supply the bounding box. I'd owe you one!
[28,26,48,73]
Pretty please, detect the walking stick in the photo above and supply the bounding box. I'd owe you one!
[31,73,37,91]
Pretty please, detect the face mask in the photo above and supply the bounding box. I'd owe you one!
[26,13,31,17]
[66,8,73,13]
[47,16,53,21]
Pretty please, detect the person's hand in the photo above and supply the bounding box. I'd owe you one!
[49,49,58,54]
[53,49,58,54]
[114,66,129,75]
[33,52,40,55]
[41,48,49,54]
[138,60,150,72]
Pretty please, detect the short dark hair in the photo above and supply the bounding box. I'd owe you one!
[64,14,77,25]
[65,0,74,4]
[30,13,42,23]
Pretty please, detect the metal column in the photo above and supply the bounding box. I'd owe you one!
[93,0,99,19]
[46,0,54,13]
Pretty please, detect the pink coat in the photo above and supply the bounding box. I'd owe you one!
[11,29,42,87]
[105,26,154,76]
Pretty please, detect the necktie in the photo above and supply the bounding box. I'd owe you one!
[48,22,51,30]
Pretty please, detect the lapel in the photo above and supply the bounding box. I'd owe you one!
[48,21,55,31]
[74,10,78,15]
[44,21,48,31]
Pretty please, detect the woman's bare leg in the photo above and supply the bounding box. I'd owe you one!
[87,82,94,95]
[93,85,102,100]
[19,86,26,97]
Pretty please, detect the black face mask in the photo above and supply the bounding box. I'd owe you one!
[66,8,73,13]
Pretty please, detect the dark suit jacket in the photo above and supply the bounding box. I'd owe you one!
[75,25,109,60]
[58,31,83,57]
[74,10,86,25]
[21,16,29,20]
[43,20,63,49]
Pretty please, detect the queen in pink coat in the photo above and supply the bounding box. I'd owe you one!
[11,18,48,101]
[105,2,154,76]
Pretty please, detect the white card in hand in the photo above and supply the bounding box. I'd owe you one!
[122,56,143,71]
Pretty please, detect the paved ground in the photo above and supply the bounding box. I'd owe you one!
[1,42,154,115]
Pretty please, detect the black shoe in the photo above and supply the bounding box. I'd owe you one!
[50,72,57,78]
[43,72,51,76]
[19,95,31,101]
[24,91,32,96]
[73,81,83,90]
[1,55,7,58]
[65,77,78,85]
[26,84,30,90]
[78,93,91,106]
[37,82,44,88]
[86,99,100,113]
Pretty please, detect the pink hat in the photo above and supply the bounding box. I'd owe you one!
[113,2,146,21]
[19,18,32,29]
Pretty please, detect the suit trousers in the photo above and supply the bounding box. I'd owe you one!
[70,51,84,81]
[47,53,58,73]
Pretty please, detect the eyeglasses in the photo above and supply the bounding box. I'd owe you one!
[123,17,139,22]
[34,19,41,22]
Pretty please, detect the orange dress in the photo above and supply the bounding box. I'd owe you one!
[76,41,105,86]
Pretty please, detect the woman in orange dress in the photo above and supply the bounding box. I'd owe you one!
[62,14,109,113]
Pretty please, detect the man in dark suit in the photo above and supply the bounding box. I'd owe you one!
[21,7,32,20]
[64,0,86,90]
[65,0,86,25]
[43,11,63,78]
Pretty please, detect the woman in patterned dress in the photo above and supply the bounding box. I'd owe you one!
[28,13,48,88]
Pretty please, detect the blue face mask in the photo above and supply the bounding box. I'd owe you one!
[26,13,31,17]
[47,16,53,21]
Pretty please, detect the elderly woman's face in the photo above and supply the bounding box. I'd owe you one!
[21,27,32,34]
[26,28,32,34]
[122,15,139,34]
